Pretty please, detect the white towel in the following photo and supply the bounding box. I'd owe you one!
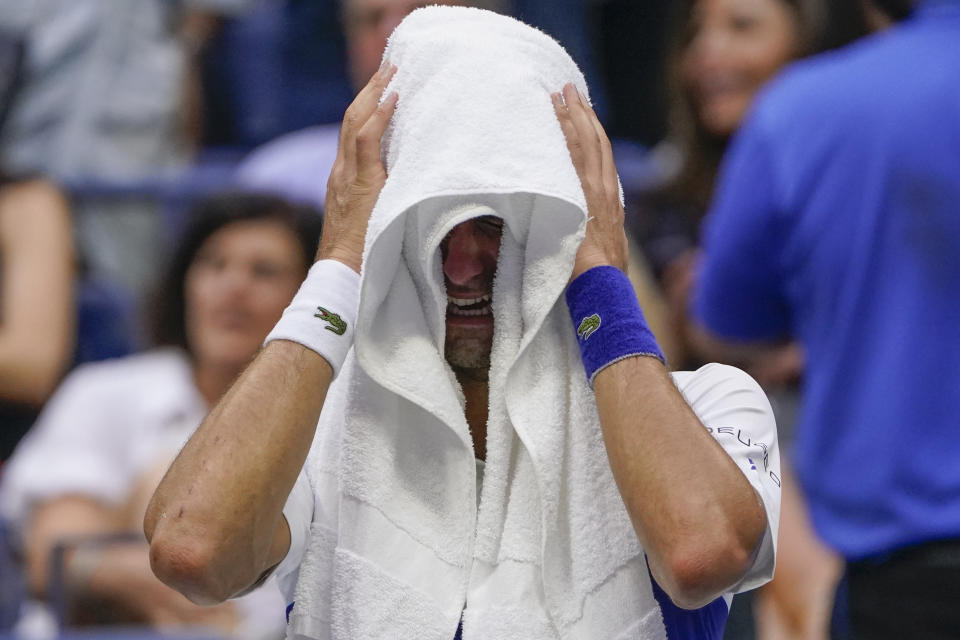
[289,7,667,639]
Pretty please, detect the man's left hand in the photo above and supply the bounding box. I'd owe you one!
[552,83,629,280]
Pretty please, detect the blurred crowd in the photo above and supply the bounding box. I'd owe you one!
[0,0,956,639]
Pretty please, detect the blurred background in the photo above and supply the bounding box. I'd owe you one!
[0,1,946,639]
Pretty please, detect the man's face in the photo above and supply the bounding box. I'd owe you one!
[441,216,503,374]
[343,0,462,90]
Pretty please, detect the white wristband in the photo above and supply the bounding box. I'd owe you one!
[264,259,360,377]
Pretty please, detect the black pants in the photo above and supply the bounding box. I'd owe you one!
[846,539,960,640]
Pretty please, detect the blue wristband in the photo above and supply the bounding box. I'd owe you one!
[565,265,665,384]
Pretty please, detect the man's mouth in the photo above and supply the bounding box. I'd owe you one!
[447,293,492,317]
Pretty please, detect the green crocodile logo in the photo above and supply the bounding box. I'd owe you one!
[577,313,601,340]
[314,306,347,336]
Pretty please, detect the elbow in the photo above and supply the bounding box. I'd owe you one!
[147,530,233,606]
[655,533,757,610]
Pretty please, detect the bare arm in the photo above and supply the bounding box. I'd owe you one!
[553,84,767,608]
[754,461,839,640]
[145,65,399,605]
[689,321,804,388]
[0,179,75,405]
[27,496,236,629]
[25,496,120,596]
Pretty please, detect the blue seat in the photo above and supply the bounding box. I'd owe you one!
[75,276,140,365]
[0,518,25,632]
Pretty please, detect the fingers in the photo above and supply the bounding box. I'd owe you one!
[558,84,601,187]
[552,83,618,201]
[356,90,399,181]
[338,63,398,170]
[579,93,620,200]
[554,83,629,277]
[552,91,581,169]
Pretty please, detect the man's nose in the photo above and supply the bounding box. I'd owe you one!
[442,224,483,286]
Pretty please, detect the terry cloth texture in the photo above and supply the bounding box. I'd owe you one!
[565,265,666,383]
[288,7,664,640]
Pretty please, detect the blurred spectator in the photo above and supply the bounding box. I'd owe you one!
[0,177,74,464]
[235,0,467,211]
[235,0,612,208]
[622,1,876,637]
[201,0,355,148]
[201,0,527,149]
[0,0,256,302]
[0,0,254,179]
[508,0,608,119]
[626,0,813,375]
[0,193,321,637]
[693,1,960,638]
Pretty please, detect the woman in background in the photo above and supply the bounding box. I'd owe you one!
[627,1,874,638]
[0,193,321,638]
[630,0,814,377]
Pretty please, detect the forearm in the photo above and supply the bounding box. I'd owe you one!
[0,335,72,404]
[0,180,75,404]
[593,356,767,607]
[552,84,768,607]
[68,541,238,628]
[145,340,332,603]
[25,496,119,596]
[69,542,160,610]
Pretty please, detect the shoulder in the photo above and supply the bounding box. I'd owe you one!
[671,362,765,399]
[235,124,341,210]
[671,364,775,434]
[750,28,920,134]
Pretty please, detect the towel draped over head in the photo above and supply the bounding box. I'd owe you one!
[289,7,668,640]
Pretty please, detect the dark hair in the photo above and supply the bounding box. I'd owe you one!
[151,192,323,355]
[657,0,873,215]
[870,0,915,21]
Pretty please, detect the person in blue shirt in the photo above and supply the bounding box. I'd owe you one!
[693,1,960,637]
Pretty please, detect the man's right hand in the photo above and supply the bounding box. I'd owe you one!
[318,63,399,273]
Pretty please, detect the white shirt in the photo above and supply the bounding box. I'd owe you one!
[0,350,205,520]
[0,348,287,638]
[276,362,782,608]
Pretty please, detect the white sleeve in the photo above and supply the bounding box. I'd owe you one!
[0,367,134,525]
[672,363,782,593]
[273,469,314,603]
